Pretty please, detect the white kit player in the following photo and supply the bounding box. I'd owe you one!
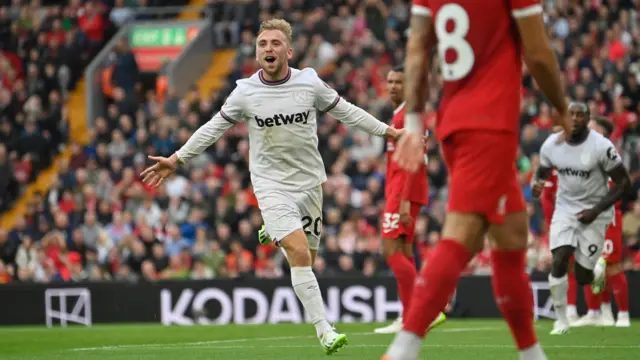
[141,19,402,355]
[532,102,630,335]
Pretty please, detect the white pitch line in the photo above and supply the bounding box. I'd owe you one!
[191,344,640,350]
[74,343,640,352]
[70,327,499,352]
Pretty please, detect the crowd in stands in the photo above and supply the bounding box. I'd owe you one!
[0,0,194,212]
[1,0,640,284]
[0,0,108,213]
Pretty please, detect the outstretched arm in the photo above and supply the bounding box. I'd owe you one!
[141,88,245,187]
[404,2,436,133]
[175,88,245,164]
[325,99,395,138]
[512,0,570,133]
[312,70,397,138]
[175,114,236,164]
[391,0,436,173]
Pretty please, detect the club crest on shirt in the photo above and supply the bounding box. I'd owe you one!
[580,152,591,165]
[293,91,312,104]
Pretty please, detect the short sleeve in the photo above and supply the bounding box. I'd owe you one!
[219,85,246,124]
[412,0,432,17]
[539,136,553,168]
[509,0,543,19]
[310,69,341,112]
[599,139,623,172]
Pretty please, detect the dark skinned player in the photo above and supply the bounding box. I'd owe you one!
[532,102,631,334]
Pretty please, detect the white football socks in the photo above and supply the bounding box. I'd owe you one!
[519,343,548,360]
[291,266,332,337]
[548,274,569,325]
[385,330,422,360]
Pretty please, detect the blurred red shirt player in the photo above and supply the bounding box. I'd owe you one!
[383,104,430,244]
[383,0,570,358]
[374,66,448,335]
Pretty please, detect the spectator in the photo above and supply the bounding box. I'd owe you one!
[15,235,37,274]
[109,0,135,27]
[0,144,19,211]
[80,211,103,249]
[190,257,214,280]
[78,0,105,48]
[110,40,139,96]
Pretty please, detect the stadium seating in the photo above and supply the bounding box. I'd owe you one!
[0,0,639,284]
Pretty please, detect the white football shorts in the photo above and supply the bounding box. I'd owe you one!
[255,185,323,250]
[549,216,608,270]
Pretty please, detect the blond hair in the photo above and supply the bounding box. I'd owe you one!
[258,19,293,44]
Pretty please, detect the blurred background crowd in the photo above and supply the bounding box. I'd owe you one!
[1,0,640,285]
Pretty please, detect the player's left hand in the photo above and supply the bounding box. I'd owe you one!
[393,132,425,172]
[577,208,599,224]
[399,200,412,226]
[386,126,403,140]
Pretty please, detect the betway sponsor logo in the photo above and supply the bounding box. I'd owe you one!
[557,167,592,179]
[255,111,310,128]
[160,285,401,325]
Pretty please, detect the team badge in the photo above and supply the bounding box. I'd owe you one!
[293,91,311,104]
[580,152,591,165]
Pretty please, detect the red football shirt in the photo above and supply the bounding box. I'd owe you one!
[386,103,429,205]
[412,0,542,141]
[610,111,638,143]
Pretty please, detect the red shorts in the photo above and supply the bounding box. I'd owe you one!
[441,130,526,224]
[381,196,423,242]
[603,210,623,263]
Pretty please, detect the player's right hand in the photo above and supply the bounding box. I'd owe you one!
[385,126,403,140]
[141,154,179,187]
[531,179,545,198]
[399,200,412,226]
[393,133,425,172]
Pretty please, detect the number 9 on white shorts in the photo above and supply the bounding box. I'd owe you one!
[549,217,608,270]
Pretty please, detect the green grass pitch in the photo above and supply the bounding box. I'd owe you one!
[1,320,638,359]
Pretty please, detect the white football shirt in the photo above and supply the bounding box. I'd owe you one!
[176,67,389,192]
[539,130,622,223]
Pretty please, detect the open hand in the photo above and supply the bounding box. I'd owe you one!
[140,154,179,187]
[393,132,425,172]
